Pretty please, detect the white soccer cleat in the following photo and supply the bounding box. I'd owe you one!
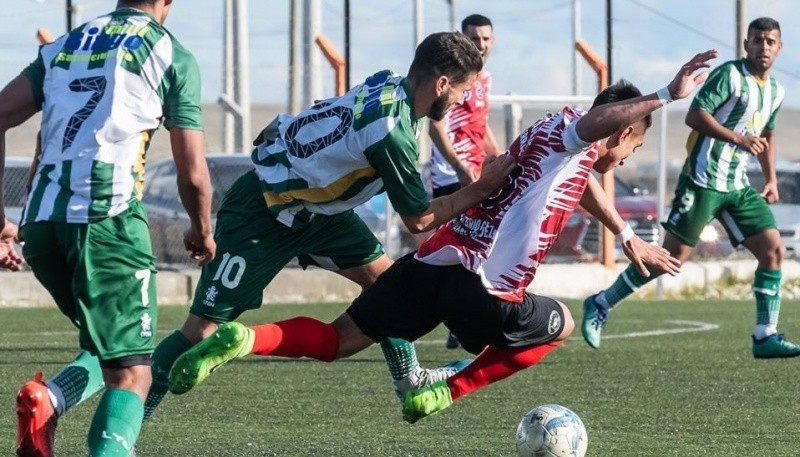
[392,359,471,398]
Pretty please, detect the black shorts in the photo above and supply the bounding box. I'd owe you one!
[347,253,565,355]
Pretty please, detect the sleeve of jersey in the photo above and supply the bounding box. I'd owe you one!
[20,52,46,108]
[365,124,429,217]
[689,63,731,114]
[161,43,204,131]
[561,120,592,154]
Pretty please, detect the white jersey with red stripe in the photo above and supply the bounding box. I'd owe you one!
[416,106,597,302]
[429,68,493,189]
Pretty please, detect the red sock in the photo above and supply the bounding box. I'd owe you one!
[446,341,562,402]
[250,317,339,362]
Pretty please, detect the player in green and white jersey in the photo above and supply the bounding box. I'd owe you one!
[144,32,515,420]
[0,1,215,455]
[582,17,800,358]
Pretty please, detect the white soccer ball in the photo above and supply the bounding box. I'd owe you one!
[515,404,588,457]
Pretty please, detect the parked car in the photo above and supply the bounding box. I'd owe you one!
[4,156,33,224]
[142,153,406,268]
[142,153,254,268]
[548,176,660,262]
[746,159,800,257]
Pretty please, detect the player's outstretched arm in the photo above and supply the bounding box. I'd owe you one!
[579,175,680,277]
[576,49,719,144]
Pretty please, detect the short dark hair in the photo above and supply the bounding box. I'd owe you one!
[407,32,483,86]
[590,79,652,129]
[120,0,158,5]
[461,14,492,32]
[748,17,780,37]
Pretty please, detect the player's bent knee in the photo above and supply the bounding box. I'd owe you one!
[100,359,153,396]
[556,301,574,340]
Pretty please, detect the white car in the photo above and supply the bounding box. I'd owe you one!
[747,160,800,257]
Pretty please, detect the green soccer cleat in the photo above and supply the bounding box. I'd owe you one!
[402,380,453,424]
[168,322,254,395]
[752,333,800,359]
[581,293,608,349]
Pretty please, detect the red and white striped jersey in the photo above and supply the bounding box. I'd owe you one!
[430,68,493,188]
[417,106,598,302]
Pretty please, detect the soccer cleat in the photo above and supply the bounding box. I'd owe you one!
[16,372,57,457]
[752,333,800,359]
[402,380,453,424]
[393,359,471,398]
[445,332,461,349]
[168,322,254,395]
[581,293,609,349]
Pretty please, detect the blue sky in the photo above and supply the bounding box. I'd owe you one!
[3,0,799,108]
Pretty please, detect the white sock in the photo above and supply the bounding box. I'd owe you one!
[754,325,777,340]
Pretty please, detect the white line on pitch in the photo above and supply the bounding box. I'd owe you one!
[603,320,719,339]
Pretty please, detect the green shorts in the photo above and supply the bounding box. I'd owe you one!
[190,171,384,323]
[21,200,157,361]
[664,174,776,247]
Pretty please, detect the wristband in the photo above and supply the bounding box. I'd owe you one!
[618,224,635,242]
[656,86,673,106]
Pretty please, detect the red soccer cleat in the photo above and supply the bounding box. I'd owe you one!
[16,372,57,457]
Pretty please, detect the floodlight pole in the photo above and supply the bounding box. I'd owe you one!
[66,0,73,32]
[220,0,251,153]
[736,0,746,58]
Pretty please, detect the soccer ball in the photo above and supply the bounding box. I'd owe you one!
[515,404,588,457]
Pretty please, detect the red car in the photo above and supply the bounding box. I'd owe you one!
[549,177,660,262]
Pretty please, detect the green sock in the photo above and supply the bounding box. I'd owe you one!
[87,388,144,456]
[754,268,781,331]
[379,338,419,380]
[48,350,105,417]
[144,330,194,421]
[603,263,654,308]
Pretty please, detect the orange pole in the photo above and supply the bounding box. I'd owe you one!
[575,40,616,269]
[315,34,346,96]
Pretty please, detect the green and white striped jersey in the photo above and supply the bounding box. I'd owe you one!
[685,58,784,192]
[21,8,203,224]
[252,70,429,229]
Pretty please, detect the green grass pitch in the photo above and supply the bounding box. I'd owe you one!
[2,299,800,456]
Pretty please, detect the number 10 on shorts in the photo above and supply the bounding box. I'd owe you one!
[212,252,247,289]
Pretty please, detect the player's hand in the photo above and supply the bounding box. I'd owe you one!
[666,49,719,101]
[761,180,780,204]
[621,236,681,278]
[472,154,516,198]
[183,227,216,267]
[735,135,769,155]
[456,163,479,187]
[0,220,24,272]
